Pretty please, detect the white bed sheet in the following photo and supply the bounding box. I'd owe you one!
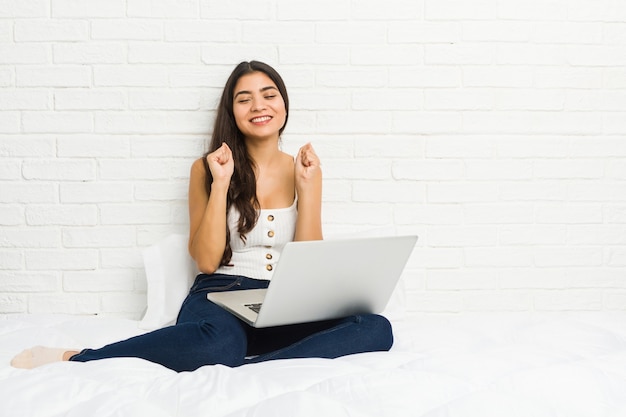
[2,312,626,417]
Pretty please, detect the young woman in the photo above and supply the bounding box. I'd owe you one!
[11,61,393,372]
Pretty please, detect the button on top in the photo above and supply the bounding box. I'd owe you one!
[267,214,275,222]
[266,253,273,260]
[266,264,273,271]
[267,230,275,238]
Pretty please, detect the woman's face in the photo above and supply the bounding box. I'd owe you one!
[232,71,287,143]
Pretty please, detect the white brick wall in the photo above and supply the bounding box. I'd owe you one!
[1,0,626,318]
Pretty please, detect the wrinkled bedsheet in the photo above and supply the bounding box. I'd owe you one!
[2,312,626,417]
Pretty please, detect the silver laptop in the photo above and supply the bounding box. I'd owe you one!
[206,235,417,328]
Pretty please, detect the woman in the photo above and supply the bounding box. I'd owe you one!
[11,61,393,372]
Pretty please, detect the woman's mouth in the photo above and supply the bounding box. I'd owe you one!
[250,116,272,124]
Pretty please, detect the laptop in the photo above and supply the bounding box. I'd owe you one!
[206,235,417,328]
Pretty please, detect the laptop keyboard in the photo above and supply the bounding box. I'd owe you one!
[245,303,262,314]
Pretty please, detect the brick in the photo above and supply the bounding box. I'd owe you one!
[129,90,202,110]
[322,202,393,226]
[57,136,130,157]
[463,66,533,88]
[393,111,462,134]
[278,46,349,65]
[26,205,97,226]
[464,204,535,224]
[428,226,498,247]
[129,42,199,64]
[390,67,461,88]
[497,0,567,20]
[0,183,57,204]
[25,249,99,270]
[17,66,91,87]
[317,111,390,134]
[0,295,27,313]
[316,22,387,44]
[534,291,603,311]
[95,111,210,134]
[22,159,96,181]
[0,112,20,133]
[201,0,272,20]
[392,159,464,181]
[0,227,61,247]
[28,294,101,314]
[500,225,568,245]
[100,248,144,268]
[427,269,499,290]
[464,159,533,180]
[277,0,350,20]
[355,136,425,158]
[462,21,529,42]
[534,159,604,179]
[0,44,48,65]
[494,89,564,111]
[93,65,168,87]
[412,247,463,268]
[424,89,493,111]
[14,20,88,41]
[0,206,24,226]
[63,270,136,292]
[535,203,603,224]
[134,181,188,201]
[394,204,464,225]
[62,227,136,248]
[323,159,390,180]
[428,183,499,203]
[464,291,533,311]
[425,0,496,20]
[0,272,58,292]
[0,138,55,157]
[389,21,460,43]
[352,45,423,66]
[0,0,48,17]
[241,22,313,44]
[0,90,49,110]
[127,0,200,18]
[54,89,127,110]
[22,111,93,133]
[352,0,422,20]
[131,136,203,158]
[165,20,239,42]
[54,43,127,64]
[426,44,494,65]
[465,247,534,267]
[52,0,126,18]
[91,19,163,40]
[100,204,171,225]
[60,182,133,203]
[352,181,426,203]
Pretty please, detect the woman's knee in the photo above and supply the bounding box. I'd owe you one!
[359,314,393,351]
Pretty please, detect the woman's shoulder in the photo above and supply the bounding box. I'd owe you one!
[190,157,207,176]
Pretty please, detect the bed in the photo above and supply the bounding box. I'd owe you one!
[2,235,626,416]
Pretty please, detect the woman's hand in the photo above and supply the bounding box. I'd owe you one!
[206,142,234,187]
[295,143,322,194]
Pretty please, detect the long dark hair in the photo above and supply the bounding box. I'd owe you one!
[203,60,290,266]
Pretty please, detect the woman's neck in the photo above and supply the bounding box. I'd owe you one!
[245,137,282,168]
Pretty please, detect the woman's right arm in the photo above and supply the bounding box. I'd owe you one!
[188,143,234,274]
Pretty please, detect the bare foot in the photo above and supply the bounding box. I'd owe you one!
[10,346,77,369]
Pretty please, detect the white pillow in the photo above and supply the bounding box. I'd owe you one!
[139,234,198,330]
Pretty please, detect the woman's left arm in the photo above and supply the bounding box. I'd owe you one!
[294,143,323,241]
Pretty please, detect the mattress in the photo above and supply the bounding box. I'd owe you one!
[2,312,626,417]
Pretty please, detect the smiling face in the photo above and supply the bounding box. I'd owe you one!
[232,71,287,143]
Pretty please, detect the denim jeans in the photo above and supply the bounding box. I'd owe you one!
[70,274,394,372]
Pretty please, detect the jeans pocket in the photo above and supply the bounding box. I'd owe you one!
[189,274,242,294]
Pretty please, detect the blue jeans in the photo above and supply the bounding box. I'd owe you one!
[70,274,394,372]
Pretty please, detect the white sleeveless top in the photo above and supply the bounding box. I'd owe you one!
[215,199,297,281]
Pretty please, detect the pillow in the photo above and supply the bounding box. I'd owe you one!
[139,234,198,330]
